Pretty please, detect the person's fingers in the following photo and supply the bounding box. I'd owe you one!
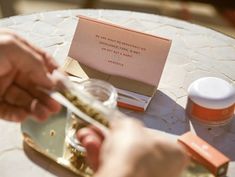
[0,102,28,122]
[0,29,58,72]
[0,32,55,89]
[29,87,61,113]
[0,28,21,36]
[23,51,55,89]
[4,89,52,121]
[0,57,12,76]
[82,135,102,171]
[3,84,33,108]
[15,75,61,113]
[15,35,58,72]
[7,38,55,89]
[77,128,103,171]
[2,84,54,121]
[42,52,58,73]
[30,99,51,121]
[77,127,102,143]
[0,69,16,97]
[88,126,105,142]
[0,31,59,122]
[83,135,102,171]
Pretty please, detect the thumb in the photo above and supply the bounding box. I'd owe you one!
[77,128,102,171]
[82,135,102,171]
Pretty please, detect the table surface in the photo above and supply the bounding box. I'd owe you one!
[0,9,234,177]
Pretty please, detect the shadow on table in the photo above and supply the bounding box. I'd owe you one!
[126,90,235,161]
[126,90,191,136]
[23,142,79,177]
[191,116,235,161]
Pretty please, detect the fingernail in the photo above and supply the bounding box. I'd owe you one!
[31,99,50,121]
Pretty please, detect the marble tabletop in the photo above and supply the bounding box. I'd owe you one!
[0,9,234,177]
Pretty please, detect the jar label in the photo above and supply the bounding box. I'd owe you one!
[187,99,235,122]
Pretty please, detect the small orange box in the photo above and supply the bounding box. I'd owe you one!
[178,132,230,177]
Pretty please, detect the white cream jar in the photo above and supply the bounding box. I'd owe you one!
[186,77,235,126]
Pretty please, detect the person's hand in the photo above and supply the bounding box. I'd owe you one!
[77,119,189,177]
[0,29,61,122]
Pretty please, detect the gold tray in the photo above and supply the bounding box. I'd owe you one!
[21,108,214,177]
[21,108,92,177]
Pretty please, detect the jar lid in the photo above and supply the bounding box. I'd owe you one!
[188,77,235,109]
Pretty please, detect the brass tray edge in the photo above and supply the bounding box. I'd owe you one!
[22,132,89,177]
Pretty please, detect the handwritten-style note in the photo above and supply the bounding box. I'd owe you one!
[69,16,171,86]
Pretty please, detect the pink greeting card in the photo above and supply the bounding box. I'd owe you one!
[64,16,172,111]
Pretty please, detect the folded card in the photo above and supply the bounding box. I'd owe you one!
[63,16,172,111]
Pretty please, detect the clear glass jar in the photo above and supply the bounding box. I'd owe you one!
[65,77,118,155]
